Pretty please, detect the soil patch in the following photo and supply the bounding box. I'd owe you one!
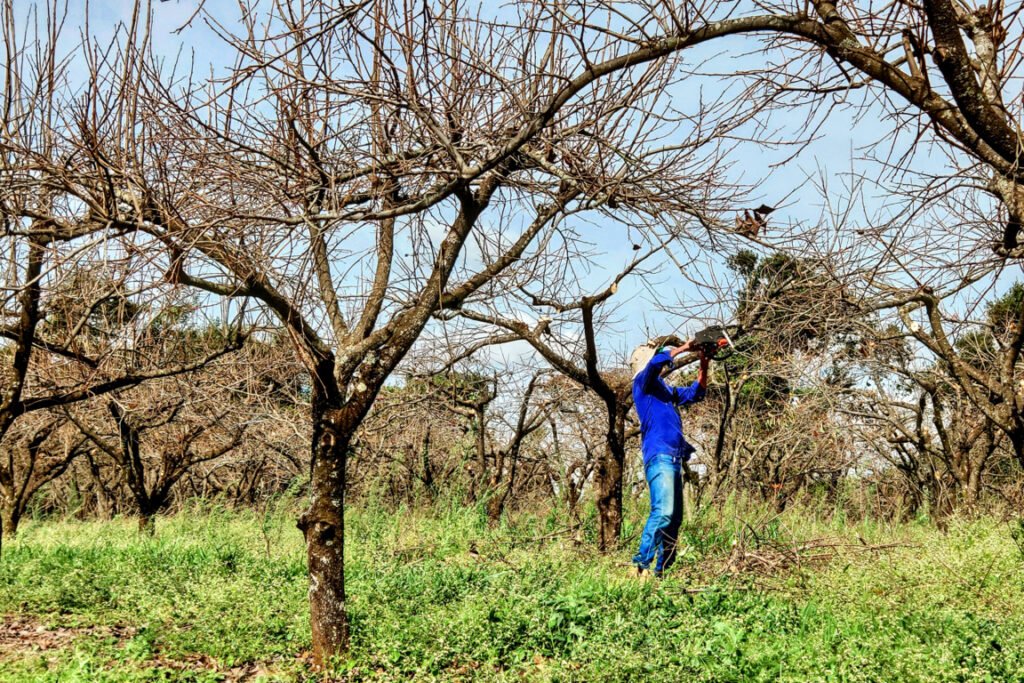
[0,615,274,680]
[0,614,133,661]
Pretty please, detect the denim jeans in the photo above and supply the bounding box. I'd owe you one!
[632,453,683,574]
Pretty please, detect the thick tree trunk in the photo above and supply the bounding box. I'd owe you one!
[486,445,521,525]
[965,464,982,510]
[299,395,349,667]
[596,405,626,552]
[137,494,168,535]
[963,431,993,512]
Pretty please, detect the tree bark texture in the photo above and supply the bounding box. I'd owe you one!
[298,364,352,666]
[596,403,627,551]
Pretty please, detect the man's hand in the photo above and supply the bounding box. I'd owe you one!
[671,339,711,357]
[669,340,694,359]
[665,339,710,386]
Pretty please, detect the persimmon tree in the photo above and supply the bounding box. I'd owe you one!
[73,1,795,661]
[7,0,903,664]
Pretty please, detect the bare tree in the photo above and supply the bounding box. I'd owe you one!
[0,3,247,551]
[845,284,1024,515]
[477,373,552,524]
[689,250,861,503]
[876,286,1024,467]
[414,370,497,503]
[46,1,791,661]
[14,0,960,663]
[351,375,473,504]
[537,377,610,534]
[443,253,667,549]
[0,412,83,554]
[68,388,246,534]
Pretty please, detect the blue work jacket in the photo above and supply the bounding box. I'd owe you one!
[632,349,706,465]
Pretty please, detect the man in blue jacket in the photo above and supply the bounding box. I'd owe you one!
[629,338,710,578]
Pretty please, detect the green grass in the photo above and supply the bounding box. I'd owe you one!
[2,498,1023,682]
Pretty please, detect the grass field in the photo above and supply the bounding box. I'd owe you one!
[1,498,1023,682]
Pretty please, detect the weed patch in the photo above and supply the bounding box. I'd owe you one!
[1,506,1022,681]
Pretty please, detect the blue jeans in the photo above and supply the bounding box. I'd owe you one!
[632,453,683,574]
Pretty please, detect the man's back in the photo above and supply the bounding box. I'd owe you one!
[632,349,705,465]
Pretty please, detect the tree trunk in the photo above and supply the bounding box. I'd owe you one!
[86,454,114,520]
[964,432,992,512]
[898,465,924,518]
[485,493,502,524]
[595,450,622,551]
[1010,430,1024,471]
[469,404,487,502]
[682,476,695,522]
[965,464,982,511]
[420,428,436,501]
[1,505,19,556]
[299,396,349,667]
[135,488,170,535]
[596,404,625,552]
[138,512,156,535]
[487,443,523,525]
[485,446,504,525]
[708,377,735,500]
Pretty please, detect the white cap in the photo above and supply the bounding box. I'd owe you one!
[630,344,656,378]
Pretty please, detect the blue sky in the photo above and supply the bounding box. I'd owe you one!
[26,0,1021,373]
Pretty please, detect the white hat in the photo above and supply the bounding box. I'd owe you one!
[630,344,656,378]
